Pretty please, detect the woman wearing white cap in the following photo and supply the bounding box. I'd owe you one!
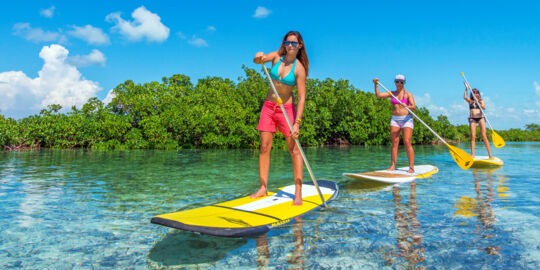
[373,75,417,173]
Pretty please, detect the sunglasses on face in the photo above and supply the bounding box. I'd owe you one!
[394,80,405,84]
[283,41,298,47]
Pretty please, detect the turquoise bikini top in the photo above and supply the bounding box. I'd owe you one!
[270,57,297,86]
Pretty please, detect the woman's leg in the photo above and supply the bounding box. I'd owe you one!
[251,131,273,198]
[479,119,493,158]
[402,127,415,173]
[469,121,477,157]
[286,135,304,206]
[388,126,401,171]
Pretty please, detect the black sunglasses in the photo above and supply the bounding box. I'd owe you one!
[283,41,298,47]
[394,80,405,84]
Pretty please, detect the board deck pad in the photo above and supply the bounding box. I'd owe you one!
[472,156,503,167]
[151,180,338,237]
[342,165,438,184]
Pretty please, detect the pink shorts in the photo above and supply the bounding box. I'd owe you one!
[257,100,297,136]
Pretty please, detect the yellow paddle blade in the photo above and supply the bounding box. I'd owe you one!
[446,143,473,170]
[491,130,505,148]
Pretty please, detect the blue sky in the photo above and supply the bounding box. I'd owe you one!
[1,0,539,129]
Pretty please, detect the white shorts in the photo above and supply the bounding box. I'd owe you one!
[390,115,414,129]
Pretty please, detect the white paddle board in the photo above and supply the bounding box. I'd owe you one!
[343,165,438,184]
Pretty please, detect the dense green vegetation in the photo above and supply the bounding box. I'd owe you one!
[1,67,538,150]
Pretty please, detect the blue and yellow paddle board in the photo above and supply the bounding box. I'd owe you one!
[151,180,338,237]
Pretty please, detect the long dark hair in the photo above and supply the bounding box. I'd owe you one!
[277,31,309,77]
[470,88,481,100]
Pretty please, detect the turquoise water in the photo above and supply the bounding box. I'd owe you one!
[1,143,539,269]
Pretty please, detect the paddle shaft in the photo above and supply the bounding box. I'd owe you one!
[461,73,496,131]
[377,82,449,145]
[261,63,327,207]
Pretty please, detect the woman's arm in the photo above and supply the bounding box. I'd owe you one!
[373,78,391,98]
[292,62,306,139]
[479,99,486,110]
[406,91,416,111]
[463,83,471,103]
[253,51,279,64]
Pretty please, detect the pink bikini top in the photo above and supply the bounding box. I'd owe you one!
[391,91,409,105]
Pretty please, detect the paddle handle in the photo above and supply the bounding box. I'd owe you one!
[461,73,496,131]
[261,63,327,207]
[377,81,449,145]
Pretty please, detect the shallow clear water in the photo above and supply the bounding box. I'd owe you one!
[0,143,539,269]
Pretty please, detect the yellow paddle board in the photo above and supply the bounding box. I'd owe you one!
[343,165,438,184]
[151,180,338,237]
[471,156,503,167]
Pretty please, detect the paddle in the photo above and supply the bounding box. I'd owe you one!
[461,73,505,148]
[260,60,327,207]
[376,80,473,170]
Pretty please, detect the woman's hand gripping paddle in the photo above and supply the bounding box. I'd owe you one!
[461,73,505,148]
[260,58,327,207]
[376,80,473,170]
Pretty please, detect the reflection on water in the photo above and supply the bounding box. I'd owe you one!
[393,183,425,269]
[453,168,507,256]
[255,217,305,270]
[255,233,269,269]
[474,170,496,229]
[382,183,426,269]
[147,231,247,268]
[288,217,305,268]
[497,174,510,199]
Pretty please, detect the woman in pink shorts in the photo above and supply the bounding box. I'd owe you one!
[251,31,309,205]
[373,75,417,173]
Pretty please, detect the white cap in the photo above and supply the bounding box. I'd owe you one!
[395,74,406,81]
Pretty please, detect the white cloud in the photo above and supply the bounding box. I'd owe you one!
[523,109,540,119]
[68,25,110,45]
[68,49,107,67]
[413,93,431,107]
[534,81,540,96]
[414,93,468,124]
[106,6,169,42]
[0,44,101,117]
[103,89,116,104]
[188,36,208,47]
[481,96,512,120]
[40,6,55,18]
[413,91,540,129]
[13,23,67,44]
[176,32,186,39]
[207,26,216,32]
[253,6,271,18]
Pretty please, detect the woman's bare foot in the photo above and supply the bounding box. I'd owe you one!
[386,166,396,171]
[250,188,267,198]
[408,167,415,173]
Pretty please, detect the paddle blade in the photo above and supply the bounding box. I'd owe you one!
[491,130,505,148]
[446,144,473,170]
